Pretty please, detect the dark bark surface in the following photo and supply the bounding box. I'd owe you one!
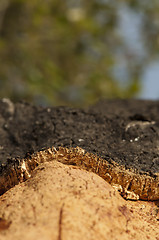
[0,98,159,178]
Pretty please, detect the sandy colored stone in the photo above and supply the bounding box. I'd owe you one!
[0,161,158,240]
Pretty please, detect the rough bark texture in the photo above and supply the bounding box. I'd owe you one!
[0,98,159,200]
[0,161,158,240]
[0,98,159,239]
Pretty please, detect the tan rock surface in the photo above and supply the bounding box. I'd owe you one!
[0,161,158,240]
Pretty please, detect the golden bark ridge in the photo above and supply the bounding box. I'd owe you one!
[0,146,158,201]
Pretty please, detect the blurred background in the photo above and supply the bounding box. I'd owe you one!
[0,0,159,106]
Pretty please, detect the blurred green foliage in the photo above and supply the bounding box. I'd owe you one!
[0,0,158,106]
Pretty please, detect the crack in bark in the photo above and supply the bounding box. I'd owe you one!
[58,203,64,240]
